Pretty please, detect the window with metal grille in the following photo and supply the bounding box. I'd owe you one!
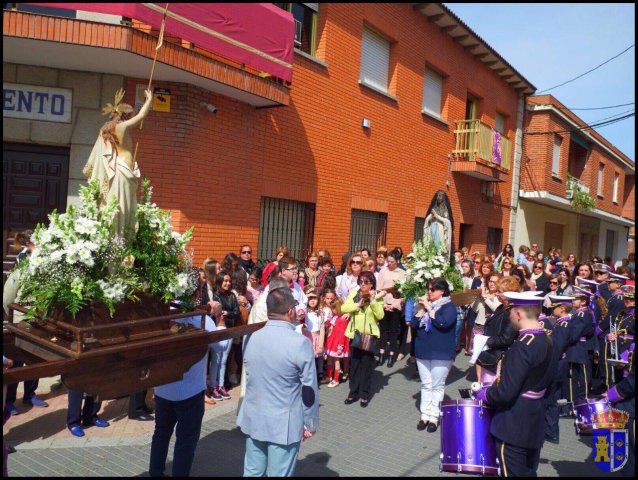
[350,209,387,254]
[257,197,315,263]
[414,217,425,243]
[486,227,503,255]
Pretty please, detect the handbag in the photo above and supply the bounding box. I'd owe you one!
[350,305,379,354]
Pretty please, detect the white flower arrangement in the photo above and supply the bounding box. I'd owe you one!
[16,178,196,319]
[397,239,463,300]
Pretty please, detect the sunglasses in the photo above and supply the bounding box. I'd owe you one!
[534,266,542,269]
[549,281,558,285]
[241,251,252,254]
[351,260,363,265]
[429,288,437,292]
[357,280,371,285]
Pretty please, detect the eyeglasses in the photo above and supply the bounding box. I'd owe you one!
[595,272,605,275]
[474,261,481,265]
[357,280,371,285]
[285,267,298,272]
[351,260,363,265]
[533,266,542,269]
[241,250,252,254]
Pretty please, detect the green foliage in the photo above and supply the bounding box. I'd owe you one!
[396,239,463,301]
[567,175,596,212]
[15,178,195,319]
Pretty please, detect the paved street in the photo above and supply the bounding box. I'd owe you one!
[5,353,613,477]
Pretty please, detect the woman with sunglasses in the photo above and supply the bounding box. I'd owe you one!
[500,257,515,277]
[342,271,384,408]
[411,277,458,432]
[542,274,561,315]
[531,261,549,292]
[494,243,515,272]
[336,253,366,301]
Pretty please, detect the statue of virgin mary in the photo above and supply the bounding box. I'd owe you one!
[423,190,454,260]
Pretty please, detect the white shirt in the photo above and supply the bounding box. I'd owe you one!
[305,310,322,333]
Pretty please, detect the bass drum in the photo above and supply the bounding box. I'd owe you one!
[573,397,612,435]
[440,399,500,476]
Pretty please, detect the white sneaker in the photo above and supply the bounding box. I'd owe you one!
[327,380,339,388]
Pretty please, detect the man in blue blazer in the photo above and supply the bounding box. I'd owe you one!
[237,286,319,477]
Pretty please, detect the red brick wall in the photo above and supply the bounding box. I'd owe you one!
[523,97,633,221]
[127,4,522,265]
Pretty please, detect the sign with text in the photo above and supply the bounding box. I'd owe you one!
[153,88,171,112]
[3,83,72,123]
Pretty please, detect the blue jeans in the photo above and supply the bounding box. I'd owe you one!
[149,391,205,477]
[243,437,300,477]
[208,342,231,389]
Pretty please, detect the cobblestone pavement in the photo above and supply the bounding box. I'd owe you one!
[5,354,614,477]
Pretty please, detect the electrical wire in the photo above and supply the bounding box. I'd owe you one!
[537,44,635,93]
[525,111,635,135]
[568,102,635,111]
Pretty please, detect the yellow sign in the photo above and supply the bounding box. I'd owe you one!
[153,88,170,112]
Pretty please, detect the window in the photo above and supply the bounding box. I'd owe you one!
[257,197,315,262]
[274,3,318,56]
[552,135,562,176]
[597,164,605,197]
[360,26,390,93]
[495,112,506,134]
[422,68,443,118]
[9,3,76,17]
[414,217,425,243]
[350,209,387,254]
[486,227,503,255]
[612,172,619,203]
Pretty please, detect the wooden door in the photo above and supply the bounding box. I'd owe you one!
[543,222,564,253]
[3,143,69,279]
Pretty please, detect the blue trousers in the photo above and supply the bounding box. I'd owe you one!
[243,437,300,477]
[5,360,39,404]
[66,389,101,427]
[208,343,230,389]
[149,391,205,477]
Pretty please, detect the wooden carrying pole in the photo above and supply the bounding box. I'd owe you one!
[132,3,170,164]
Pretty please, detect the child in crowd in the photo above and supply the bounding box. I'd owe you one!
[322,289,349,387]
[206,303,232,402]
[304,288,326,382]
[246,267,265,304]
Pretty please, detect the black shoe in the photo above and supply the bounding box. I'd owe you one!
[377,354,386,367]
[360,399,369,408]
[544,435,559,444]
[7,445,16,454]
[426,422,438,433]
[417,420,428,431]
[387,355,396,368]
[344,396,359,405]
[129,410,154,421]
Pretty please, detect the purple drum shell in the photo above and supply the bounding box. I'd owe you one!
[440,399,500,475]
[573,397,611,435]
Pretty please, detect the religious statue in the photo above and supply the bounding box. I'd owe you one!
[424,190,454,259]
[83,88,153,240]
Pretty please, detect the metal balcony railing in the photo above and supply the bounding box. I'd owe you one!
[452,119,512,171]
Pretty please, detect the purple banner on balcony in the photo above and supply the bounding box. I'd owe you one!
[492,129,502,166]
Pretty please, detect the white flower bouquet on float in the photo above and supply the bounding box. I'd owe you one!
[16,177,197,319]
[395,238,463,301]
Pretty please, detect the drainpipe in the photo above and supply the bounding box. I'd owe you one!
[508,92,527,247]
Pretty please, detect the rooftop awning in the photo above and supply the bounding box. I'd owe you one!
[24,3,295,82]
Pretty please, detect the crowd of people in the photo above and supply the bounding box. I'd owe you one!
[3,232,636,477]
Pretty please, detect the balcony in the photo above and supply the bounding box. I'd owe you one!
[3,10,290,107]
[566,175,590,199]
[451,119,512,182]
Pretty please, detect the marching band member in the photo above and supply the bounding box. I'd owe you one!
[567,287,596,404]
[608,284,635,384]
[474,291,555,477]
[542,295,580,444]
[598,272,629,389]
[602,284,635,477]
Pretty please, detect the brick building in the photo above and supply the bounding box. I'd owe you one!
[518,95,635,261]
[3,3,538,267]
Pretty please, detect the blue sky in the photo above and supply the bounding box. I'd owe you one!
[445,3,635,162]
